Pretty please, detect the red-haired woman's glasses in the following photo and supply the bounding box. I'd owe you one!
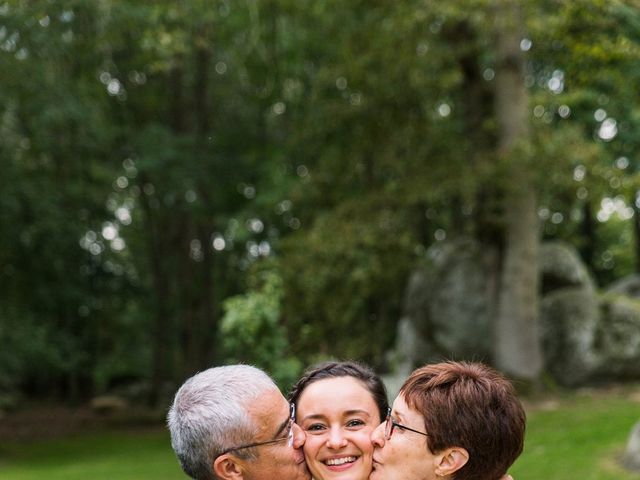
[384,407,429,439]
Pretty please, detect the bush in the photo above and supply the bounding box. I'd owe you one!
[221,263,302,388]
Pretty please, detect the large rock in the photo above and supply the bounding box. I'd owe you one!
[540,287,600,386]
[623,420,640,471]
[388,238,640,387]
[541,289,640,386]
[538,242,606,386]
[606,274,640,298]
[594,295,640,379]
[539,241,595,294]
[404,239,493,363]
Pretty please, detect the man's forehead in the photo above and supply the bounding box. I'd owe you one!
[246,388,288,426]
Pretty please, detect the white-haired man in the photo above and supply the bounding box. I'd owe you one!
[168,365,310,480]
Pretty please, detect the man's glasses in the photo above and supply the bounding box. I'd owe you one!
[217,402,296,457]
[384,406,429,439]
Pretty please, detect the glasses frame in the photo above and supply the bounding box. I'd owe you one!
[216,403,296,458]
[384,406,429,439]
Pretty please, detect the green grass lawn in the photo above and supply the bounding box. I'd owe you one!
[0,428,186,480]
[510,387,640,480]
[1,388,639,480]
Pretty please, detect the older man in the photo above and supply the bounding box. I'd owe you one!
[168,365,310,480]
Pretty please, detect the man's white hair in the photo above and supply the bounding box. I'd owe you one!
[167,364,279,480]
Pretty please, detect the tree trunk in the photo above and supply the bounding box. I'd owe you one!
[493,0,543,382]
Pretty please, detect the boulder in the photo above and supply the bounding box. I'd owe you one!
[539,241,595,294]
[388,238,640,387]
[594,295,640,379]
[606,274,640,298]
[540,287,601,386]
[409,238,494,362]
[623,420,640,471]
[427,240,493,360]
[540,289,640,385]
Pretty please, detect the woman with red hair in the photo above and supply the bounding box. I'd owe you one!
[371,361,525,480]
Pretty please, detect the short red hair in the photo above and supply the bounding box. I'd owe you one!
[400,361,525,480]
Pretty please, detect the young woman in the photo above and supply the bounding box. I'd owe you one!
[370,361,525,480]
[288,361,387,480]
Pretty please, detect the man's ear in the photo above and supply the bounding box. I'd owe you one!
[213,454,244,480]
[434,447,469,477]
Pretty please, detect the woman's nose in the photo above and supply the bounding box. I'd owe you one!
[371,421,385,448]
[326,427,348,448]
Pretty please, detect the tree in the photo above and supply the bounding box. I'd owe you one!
[4,0,640,403]
[493,0,543,382]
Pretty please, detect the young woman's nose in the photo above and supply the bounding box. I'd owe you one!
[325,427,348,448]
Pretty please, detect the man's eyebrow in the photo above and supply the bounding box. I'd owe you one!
[273,415,290,438]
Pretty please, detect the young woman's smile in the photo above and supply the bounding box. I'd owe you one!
[297,376,380,480]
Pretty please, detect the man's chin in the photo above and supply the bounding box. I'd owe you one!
[298,461,311,479]
[301,468,312,480]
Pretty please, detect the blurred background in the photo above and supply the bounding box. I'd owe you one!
[2,0,640,478]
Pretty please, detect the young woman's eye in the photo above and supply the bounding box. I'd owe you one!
[306,423,327,432]
[346,419,366,428]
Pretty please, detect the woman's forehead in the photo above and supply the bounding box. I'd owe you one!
[392,394,420,419]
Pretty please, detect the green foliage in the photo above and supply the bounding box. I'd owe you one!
[525,0,640,286]
[221,264,302,388]
[3,0,640,400]
[280,197,416,368]
[0,0,130,399]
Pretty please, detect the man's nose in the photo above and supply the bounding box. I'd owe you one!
[291,422,306,449]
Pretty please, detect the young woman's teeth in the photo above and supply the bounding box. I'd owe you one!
[325,457,356,466]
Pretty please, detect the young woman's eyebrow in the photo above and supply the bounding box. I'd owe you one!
[343,409,371,417]
[299,413,326,422]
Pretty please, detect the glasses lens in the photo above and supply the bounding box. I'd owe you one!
[286,424,294,446]
[286,403,296,446]
[384,408,393,439]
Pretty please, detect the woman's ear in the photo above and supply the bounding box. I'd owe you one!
[214,454,244,480]
[434,447,469,477]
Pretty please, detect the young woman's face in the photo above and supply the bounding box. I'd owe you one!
[296,376,381,480]
[370,394,435,480]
